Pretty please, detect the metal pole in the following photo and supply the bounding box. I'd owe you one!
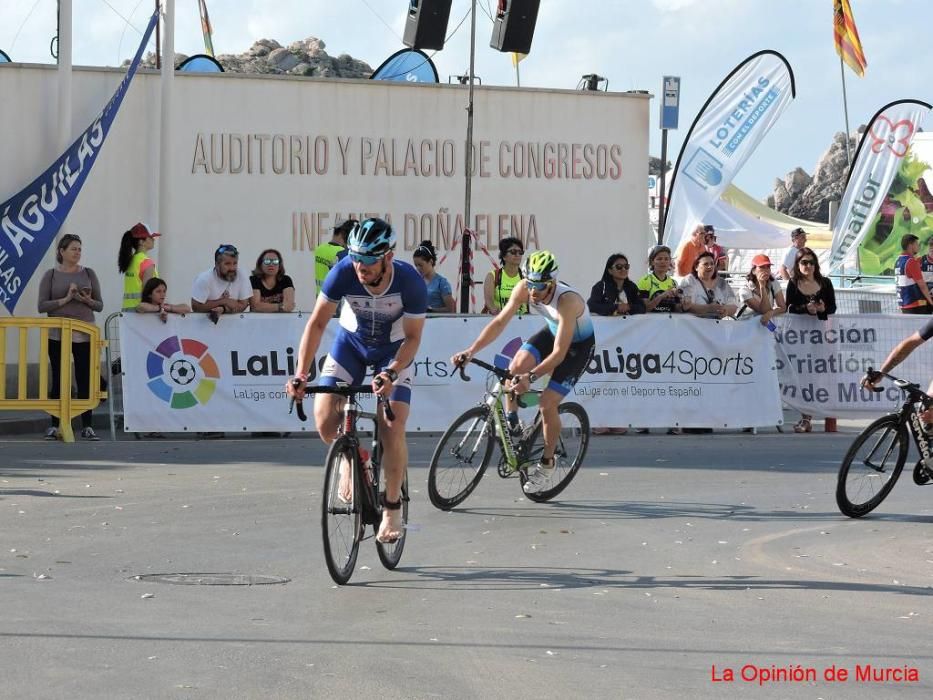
[839,56,852,166]
[56,0,72,238]
[158,0,174,267]
[155,0,161,69]
[658,128,668,245]
[514,55,520,88]
[459,0,477,313]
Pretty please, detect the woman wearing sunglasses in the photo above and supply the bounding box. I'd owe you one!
[482,237,528,316]
[786,247,837,433]
[249,248,295,312]
[678,251,738,319]
[452,250,595,494]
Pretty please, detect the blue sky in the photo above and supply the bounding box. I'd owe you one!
[2,0,930,200]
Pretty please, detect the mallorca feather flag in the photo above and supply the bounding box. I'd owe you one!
[833,0,867,77]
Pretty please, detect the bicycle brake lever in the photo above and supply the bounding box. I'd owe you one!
[289,378,307,422]
[372,376,396,421]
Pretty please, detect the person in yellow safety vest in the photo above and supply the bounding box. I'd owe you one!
[483,236,528,315]
[118,222,161,310]
[314,219,354,294]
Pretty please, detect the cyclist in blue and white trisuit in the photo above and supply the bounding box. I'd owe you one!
[288,218,427,543]
[452,250,596,493]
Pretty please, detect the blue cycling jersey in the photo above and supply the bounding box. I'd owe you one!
[320,256,428,348]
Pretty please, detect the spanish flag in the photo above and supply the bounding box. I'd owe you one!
[833,0,867,77]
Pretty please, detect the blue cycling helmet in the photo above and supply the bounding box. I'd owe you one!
[347,218,396,258]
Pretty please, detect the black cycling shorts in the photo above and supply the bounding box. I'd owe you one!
[519,328,595,397]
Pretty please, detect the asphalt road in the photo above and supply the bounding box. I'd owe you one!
[2,432,932,699]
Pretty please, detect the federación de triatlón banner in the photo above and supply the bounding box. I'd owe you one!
[827,99,932,274]
[0,9,158,315]
[663,51,796,254]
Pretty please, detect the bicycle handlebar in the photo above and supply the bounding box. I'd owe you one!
[864,367,933,404]
[454,355,514,383]
[288,378,396,422]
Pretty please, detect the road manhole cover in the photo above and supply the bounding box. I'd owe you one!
[132,573,290,586]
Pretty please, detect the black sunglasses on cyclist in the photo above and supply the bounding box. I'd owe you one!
[525,279,551,292]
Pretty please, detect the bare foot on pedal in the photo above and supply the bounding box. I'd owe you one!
[376,503,404,544]
[337,456,353,504]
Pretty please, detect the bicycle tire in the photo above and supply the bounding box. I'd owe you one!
[521,402,590,502]
[321,437,363,584]
[427,405,495,510]
[835,414,908,518]
[376,476,409,570]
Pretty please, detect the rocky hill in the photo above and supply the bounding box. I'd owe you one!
[137,37,373,78]
[766,129,861,223]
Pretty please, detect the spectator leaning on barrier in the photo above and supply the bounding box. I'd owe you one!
[37,233,104,441]
[117,222,160,310]
[738,254,785,327]
[676,224,707,277]
[314,218,353,294]
[779,227,807,280]
[587,253,645,317]
[895,234,933,314]
[191,244,253,322]
[786,247,836,433]
[588,253,642,436]
[412,240,456,313]
[483,236,527,315]
[679,251,738,319]
[638,245,682,314]
[920,236,933,298]
[136,277,191,322]
[703,225,728,271]
[250,248,295,313]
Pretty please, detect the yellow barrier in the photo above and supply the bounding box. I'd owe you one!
[0,318,107,442]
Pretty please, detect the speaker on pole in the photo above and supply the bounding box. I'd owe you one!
[402,0,453,51]
[489,0,540,54]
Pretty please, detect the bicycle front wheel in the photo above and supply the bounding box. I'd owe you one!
[428,406,495,510]
[376,476,409,570]
[836,414,908,518]
[522,402,590,502]
[321,437,363,584]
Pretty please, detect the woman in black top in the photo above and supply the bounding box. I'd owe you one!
[786,247,836,432]
[587,253,645,317]
[250,248,295,312]
[785,247,835,320]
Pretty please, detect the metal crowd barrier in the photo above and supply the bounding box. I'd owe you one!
[104,312,123,441]
[0,317,107,442]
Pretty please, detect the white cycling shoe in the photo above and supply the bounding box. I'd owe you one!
[523,460,555,493]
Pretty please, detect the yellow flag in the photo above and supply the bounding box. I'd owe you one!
[511,52,527,67]
[833,0,867,77]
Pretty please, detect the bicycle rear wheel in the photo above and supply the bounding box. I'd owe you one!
[522,402,590,502]
[321,437,363,584]
[427,406,495,510]
[836,414,908,518]
[376,476,409,570]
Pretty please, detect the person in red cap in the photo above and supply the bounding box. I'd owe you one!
[738,253,785,327]
[117,222,161,310]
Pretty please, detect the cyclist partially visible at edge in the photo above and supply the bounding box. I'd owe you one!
[287,218,427,543]
[452,250,596,494]
[861,318,933,424]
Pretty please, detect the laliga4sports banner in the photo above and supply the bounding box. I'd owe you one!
[663,50,796,254]
[827,99,932,273]
[119,313,782,432]
[0,9,158,315]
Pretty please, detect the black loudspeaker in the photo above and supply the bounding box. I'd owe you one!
[402,0,453,51]
[489,0,540,54]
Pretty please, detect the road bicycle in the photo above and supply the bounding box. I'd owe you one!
[836,369,933,518]
[291,382,408,584]
[427,357,589,509]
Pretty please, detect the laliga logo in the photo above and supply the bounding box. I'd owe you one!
[146,335,220,409]
[869,117,915,157]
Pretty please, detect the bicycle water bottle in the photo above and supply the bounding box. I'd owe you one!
[359,447,374,485]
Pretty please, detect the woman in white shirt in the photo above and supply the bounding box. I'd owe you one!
[678,252,737,319]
